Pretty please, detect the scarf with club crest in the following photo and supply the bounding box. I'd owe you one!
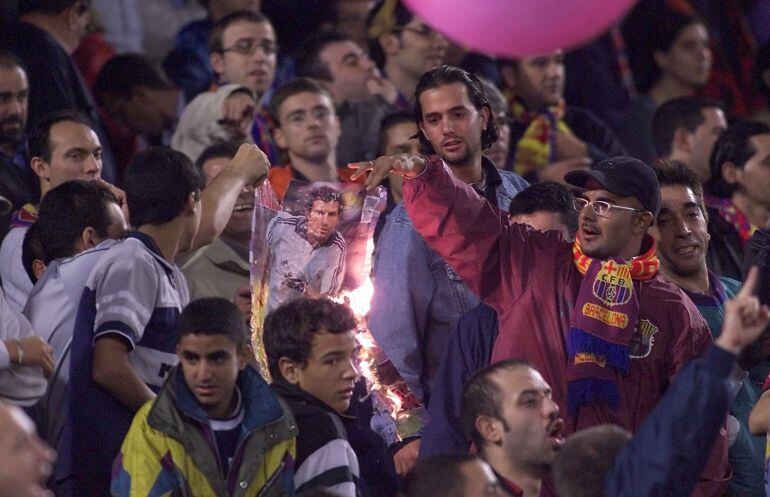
[567,237,659,413]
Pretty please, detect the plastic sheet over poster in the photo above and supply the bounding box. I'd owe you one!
[250,179,422,441]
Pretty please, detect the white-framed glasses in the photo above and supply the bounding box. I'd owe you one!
[573,197,646,217]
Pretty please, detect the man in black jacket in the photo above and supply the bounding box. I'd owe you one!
[705,121,770,281]
[265,297,398,497]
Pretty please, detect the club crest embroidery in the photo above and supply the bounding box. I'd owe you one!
[592,261,633,307]
[629,319,659,358]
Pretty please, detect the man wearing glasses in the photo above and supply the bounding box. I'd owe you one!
[365,0,448,111]
[357,152,727,496]
[172,10,280,162]
[163,0,262,102]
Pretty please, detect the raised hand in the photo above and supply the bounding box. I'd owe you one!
[229,143,269,187]
[717,266,770,355]
[220,91,256,139]
[349,154,427,191]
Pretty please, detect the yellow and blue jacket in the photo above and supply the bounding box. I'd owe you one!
[112,365,296,497]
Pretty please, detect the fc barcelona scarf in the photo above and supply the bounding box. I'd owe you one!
[509,98,573,178]
[568,238,659,413]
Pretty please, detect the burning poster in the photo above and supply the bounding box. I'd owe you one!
[251,178,422,444]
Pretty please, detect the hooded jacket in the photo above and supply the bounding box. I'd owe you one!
[112,365,296,497]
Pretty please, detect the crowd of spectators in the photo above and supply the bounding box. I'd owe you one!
[1,1,770,497]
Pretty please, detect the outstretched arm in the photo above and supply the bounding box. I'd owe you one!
[606,267,770,497]
[182,143,269,256]
[351,155,555,312]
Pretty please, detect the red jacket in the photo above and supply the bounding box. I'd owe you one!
[403,157,729,496]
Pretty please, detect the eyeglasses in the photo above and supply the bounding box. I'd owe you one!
[395,24,442,40]
[573,197,647,217]
[220,38,279,56]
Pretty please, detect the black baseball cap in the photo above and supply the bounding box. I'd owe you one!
[564,157,660,216]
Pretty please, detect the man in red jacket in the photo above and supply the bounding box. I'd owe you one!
[352,67,728,495]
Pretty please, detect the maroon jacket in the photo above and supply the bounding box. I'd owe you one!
[403,157,729,496]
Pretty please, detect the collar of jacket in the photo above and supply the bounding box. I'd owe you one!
[145,366,296,497]
[270,377,356,420]
[148,364,287,437]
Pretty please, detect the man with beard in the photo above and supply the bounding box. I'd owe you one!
[368,66,527,415]
[265,185,346,313]
[355,108,727,495]
[552,269,770,497]
[183,141,253,303]
[461,360,565,497]
[0,51,36,239]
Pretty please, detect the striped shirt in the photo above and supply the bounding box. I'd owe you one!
[266,211,346,313]
[272,379,360,497]
[24,239,118,446]
[59,232,189,493]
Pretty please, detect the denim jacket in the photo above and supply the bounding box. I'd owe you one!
[368,158,527,403]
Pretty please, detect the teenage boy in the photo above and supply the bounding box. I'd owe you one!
[113,297,296,497]
[60,144,269,497]
[264,297,361,497]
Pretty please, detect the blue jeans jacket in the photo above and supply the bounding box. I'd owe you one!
[369,162,527,404]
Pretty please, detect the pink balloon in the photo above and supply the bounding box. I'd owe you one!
[402,0,638,57]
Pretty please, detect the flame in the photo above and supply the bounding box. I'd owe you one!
[362,237,376,278]
[384,388,403,414]
[356,330,376,350]
[340,277,375,319]
[333,273,416,441]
